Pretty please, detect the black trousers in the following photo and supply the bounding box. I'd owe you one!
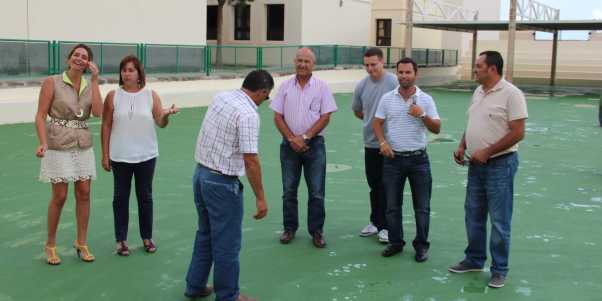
[111,158,156,241]
[364,147,387,231]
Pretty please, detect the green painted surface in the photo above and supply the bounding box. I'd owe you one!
[0,90,601,301]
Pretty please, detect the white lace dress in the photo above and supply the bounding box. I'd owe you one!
[39,148,97,183]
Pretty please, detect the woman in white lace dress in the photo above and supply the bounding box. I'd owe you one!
[34,44,103,265]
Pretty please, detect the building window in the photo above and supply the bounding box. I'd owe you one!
[207,5,218,40]
[376,19,391,46]
[266,4,285,41]
[234,5,251,40]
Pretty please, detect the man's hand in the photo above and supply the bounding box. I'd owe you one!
[253,198,268,220]
[35,144,47,158]
[379,142,394,158]
[408,104,424,118]
[470,148,491,165]
[453,147,466,166]
[289,136,309,153]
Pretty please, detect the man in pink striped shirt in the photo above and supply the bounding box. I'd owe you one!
[270,48,338,248]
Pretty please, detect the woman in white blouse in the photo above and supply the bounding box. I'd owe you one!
[101,55,178,256]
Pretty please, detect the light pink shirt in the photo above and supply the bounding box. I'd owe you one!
[270,75,338,136]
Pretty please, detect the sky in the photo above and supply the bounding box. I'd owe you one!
[499,0,602,40]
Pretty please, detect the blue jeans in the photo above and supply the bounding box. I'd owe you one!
[463,152,518,277]
[185,164,243,301]
[383,151,432,251]
[280,136,326,235]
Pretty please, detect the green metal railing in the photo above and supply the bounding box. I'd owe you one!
[0,39,459,79]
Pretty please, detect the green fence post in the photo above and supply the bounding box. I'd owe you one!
[361,46,367,64]
[143,44,147,70]
[386,47,391,67]
[175,46,180,73]
[56,41,61,74]
[455,50,458,66]
[99,43,104,74]
[256,47,263,70]
[47,41,52,75]
[333,45,338,67]
[425,49,430,66]
[206,46,212,76]
[442,50,446,66]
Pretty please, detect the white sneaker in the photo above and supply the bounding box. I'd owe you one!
[359,223,378,237]
[377,229,389,243]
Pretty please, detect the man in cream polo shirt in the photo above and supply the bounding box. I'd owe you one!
[448,51,528,289]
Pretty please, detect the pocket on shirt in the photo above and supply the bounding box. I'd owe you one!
[309,98,321,113]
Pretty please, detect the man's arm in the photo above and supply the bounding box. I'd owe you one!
[453,133,467,165]
[243,153,267,220]
[471,118,526,164]
[304,112,332,139]
[274,113,308,152]
[422,116,441,134]
[372,117,394,158]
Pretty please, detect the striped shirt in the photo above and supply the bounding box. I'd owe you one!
[194,89,259,176]
[269,75,338,136]
[375,86,440,152]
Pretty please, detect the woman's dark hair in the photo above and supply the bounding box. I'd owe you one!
[67,43,94,62]
[118,55,146,88]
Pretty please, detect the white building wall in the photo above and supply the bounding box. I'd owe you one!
[300,0,371,46]
[1,0,206,44]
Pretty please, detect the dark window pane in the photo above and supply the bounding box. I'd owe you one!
[267,4,285,41]
[235,5,251,41]
[376,19,391,46]
[207,5,218,40]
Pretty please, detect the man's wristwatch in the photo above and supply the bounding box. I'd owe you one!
[419,112,426,119]
[302,134,310,141]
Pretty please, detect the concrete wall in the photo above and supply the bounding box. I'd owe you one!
[0,0,207,44]
[300,0,371,46]
[459,35,602,86]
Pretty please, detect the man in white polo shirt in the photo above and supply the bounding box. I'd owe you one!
[373,58,441,262]
[448,51,527,289]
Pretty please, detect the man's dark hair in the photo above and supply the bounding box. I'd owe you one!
[479,50,504,76]
[364,47,384,59]
[396,57,418,73]
[242,70,274,92]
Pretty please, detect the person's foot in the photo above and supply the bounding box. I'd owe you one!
[184,285,214,298]
[448,261,483,273]
[488,274,506,288]
[116,241,130,256]
[359,223,378,237]
[236,294,257,301]
[381,244,403,257]
[414,249,428,262]
[312,232,326,248]
[377,229,389,243]
[44,245,61,265]
[279,230,295,244]
[143,239,157,253]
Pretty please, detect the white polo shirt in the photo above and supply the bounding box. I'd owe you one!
[465,79,528,157]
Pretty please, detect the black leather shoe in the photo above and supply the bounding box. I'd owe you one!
[312,232,326,248]
[279,230,295,244]
[381,244,403,257]
[415,249,428,262]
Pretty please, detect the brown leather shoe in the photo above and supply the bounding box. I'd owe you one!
[236,294,258,301]
[279,230,295,244]
[312,232,326,248]
[184,285,213,298]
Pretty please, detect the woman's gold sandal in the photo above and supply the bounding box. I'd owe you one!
[73,242,95,262]
[44,246,61,265]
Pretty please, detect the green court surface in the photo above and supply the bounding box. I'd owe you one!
[1,89,601,301]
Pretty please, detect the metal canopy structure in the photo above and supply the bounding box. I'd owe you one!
[412,19,602,85]
[413,20,602,32]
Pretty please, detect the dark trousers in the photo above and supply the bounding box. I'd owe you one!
[280,136,326,235]
[364,147,386,230]
[383,151,432,251]
[111,158,156,242]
